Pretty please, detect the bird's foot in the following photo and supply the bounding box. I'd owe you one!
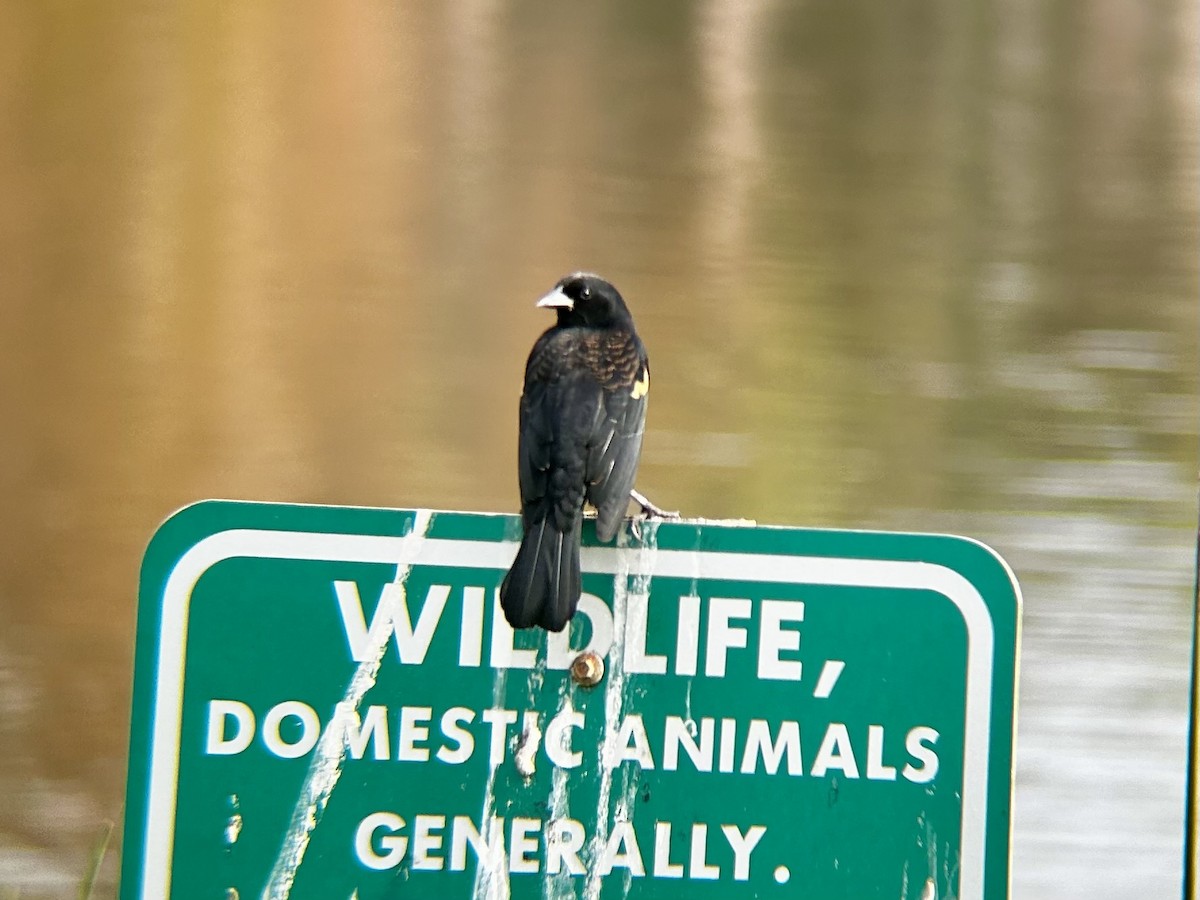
[630,488,680,520]
[628,489,681,539]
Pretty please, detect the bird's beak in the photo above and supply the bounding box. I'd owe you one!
[536,287,574,311]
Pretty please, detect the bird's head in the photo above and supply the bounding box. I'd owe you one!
[537,272,632,328]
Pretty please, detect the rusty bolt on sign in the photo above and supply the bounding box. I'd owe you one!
[570,651,604,687]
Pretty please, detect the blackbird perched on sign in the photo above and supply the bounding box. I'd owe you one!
[500,273,651,632]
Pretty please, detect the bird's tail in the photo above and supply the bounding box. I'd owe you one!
[500,515,581,632]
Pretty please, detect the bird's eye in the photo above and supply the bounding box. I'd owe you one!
[578,285,591,301]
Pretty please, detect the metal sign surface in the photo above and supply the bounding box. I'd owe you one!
[121,501,1020,899]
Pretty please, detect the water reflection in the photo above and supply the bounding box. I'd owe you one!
[0,2,1194,898]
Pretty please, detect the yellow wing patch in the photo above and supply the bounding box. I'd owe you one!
[631,367,650,399]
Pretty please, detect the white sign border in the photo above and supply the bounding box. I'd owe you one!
[137,526,1003,899]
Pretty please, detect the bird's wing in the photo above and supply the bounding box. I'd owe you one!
[582,331,648,542]
[585,382,647,542]
[516,332,597,534]
[516,386,548,514]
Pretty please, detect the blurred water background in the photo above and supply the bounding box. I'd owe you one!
[0,2,1196,898]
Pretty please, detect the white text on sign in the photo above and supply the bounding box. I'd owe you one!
[204,699,940,783]
[333,580,811,679]
[352,812,767,881]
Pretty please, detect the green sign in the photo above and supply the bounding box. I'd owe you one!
[121,501,1020,900]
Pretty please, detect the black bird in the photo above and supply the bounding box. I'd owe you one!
[500,273,650,632]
